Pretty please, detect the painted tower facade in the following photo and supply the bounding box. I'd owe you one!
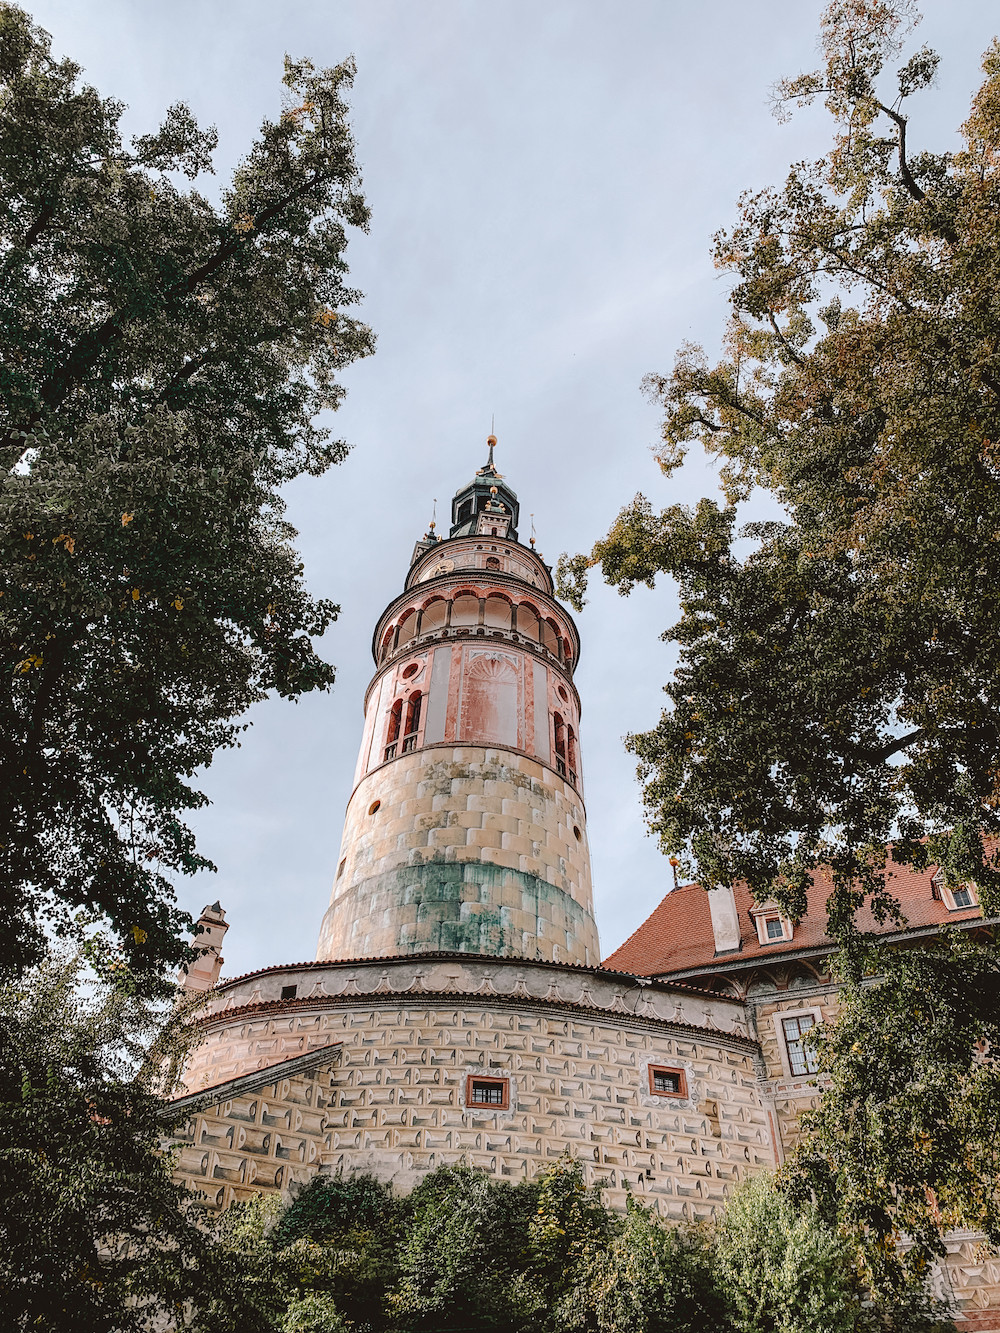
[316,440,600,966]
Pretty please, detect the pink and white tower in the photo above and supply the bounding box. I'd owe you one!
[317,437,600,966]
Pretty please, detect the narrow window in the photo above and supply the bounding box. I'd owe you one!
[384,699,403,760]
[402,691,422,752]
[553,713,566,777]
[782,1014,819,1076]
[337,858,346,879]
[649,1065,686,1098]
[765,916,785,940]
[466,1075,509,1110]
[567,725,578,784]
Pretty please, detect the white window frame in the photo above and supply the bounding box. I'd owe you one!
[750,901,793,945]
[775,1006,824,1081]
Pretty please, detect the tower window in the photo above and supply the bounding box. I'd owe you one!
[457,500,472,524]
[649,1065,686,1098]
[368,800,381,816]
[337,858,346,879]
[402,691,422,752]
[280,984,297,1001]
[553,713,566,777]
[384,699,403,760]
[402,662,419,678]
[486,556,501,570]
[466,1075,509,1110]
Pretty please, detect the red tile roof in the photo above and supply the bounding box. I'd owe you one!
[601,860,985,978]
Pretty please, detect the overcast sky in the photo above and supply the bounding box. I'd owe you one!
[28,0,997,977]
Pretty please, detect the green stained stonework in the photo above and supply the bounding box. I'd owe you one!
[319,860,595,962]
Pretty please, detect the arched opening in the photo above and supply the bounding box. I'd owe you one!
[567,725,578,785]
[563,638,573,665]
[402,691,422,753]
[542,619,559,656]
[379,629,393,663]
[553,712,566,778]
[384,699,403,761]
[451,594,479,628]
[421,599,448,634]
[518,602,541,643]
[397,609,417,648]
[484,596,511,631]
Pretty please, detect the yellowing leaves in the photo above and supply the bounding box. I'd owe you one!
[172,598,184,610]
[131,589,141,601]
[16,654,43,673]
[121,512,134,526]
[131,926,148,944]
[53,533,76,554]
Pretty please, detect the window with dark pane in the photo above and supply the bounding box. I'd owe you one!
[648,1065,686,1097]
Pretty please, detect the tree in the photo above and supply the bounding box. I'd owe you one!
[714,1173,871,1333]
[557,0,1000,953]
[791,935,1000,1306]
[387,1165,540,1332]
[0,2,374,981]
[573,1194,729,1333]
[557,0,1000,1293]
[0,941,273,1331]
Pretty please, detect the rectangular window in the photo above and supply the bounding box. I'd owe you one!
[466,1075,509,1110]
[952,886,974,908]
[782,1014,819,1076]
[765,916,785,940]
[648,1065,687,1098]
[280,985,297,1001]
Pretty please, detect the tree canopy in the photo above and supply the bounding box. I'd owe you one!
[0,2,374,981]
[558,0,1000,950]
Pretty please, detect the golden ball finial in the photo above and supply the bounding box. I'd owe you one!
[487,434,497,447]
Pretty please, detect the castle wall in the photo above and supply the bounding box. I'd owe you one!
[174,958,772,1220]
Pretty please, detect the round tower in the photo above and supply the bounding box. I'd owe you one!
[317,438,600,966]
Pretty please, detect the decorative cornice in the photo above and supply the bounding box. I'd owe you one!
[189,986,760,1052]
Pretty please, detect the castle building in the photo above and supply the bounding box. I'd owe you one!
[170,438,1000,1328]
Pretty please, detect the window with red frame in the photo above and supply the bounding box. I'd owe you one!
[466,1075,509,1110]
[648,1065,687,1097]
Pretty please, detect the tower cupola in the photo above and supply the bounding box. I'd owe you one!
[449,436,520,540]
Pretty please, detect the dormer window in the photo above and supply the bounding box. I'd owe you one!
[932,870,980,912]
[750,900,793,945]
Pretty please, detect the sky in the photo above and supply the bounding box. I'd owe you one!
[27,0,998,978]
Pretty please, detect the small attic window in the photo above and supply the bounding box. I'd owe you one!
[932,870,979,911]
[751,901,793,944]
[280,985,298,1001]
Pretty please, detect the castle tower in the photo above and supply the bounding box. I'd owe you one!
[317,438,600,965]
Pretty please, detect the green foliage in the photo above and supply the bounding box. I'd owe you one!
[790,936,1000,1300]
[389,1164,540,1331]
[0,943,271,1332]
[0,1,374,980]
[273,1173,404,1330]
[573,1195,730,1333]
[715,1174,864,1333]
[566,0,1000,947]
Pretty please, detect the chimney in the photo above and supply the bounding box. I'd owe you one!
[705,885,742,955]
[178,902,229,994]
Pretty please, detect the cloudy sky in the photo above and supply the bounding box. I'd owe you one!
[28,0,996,977]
